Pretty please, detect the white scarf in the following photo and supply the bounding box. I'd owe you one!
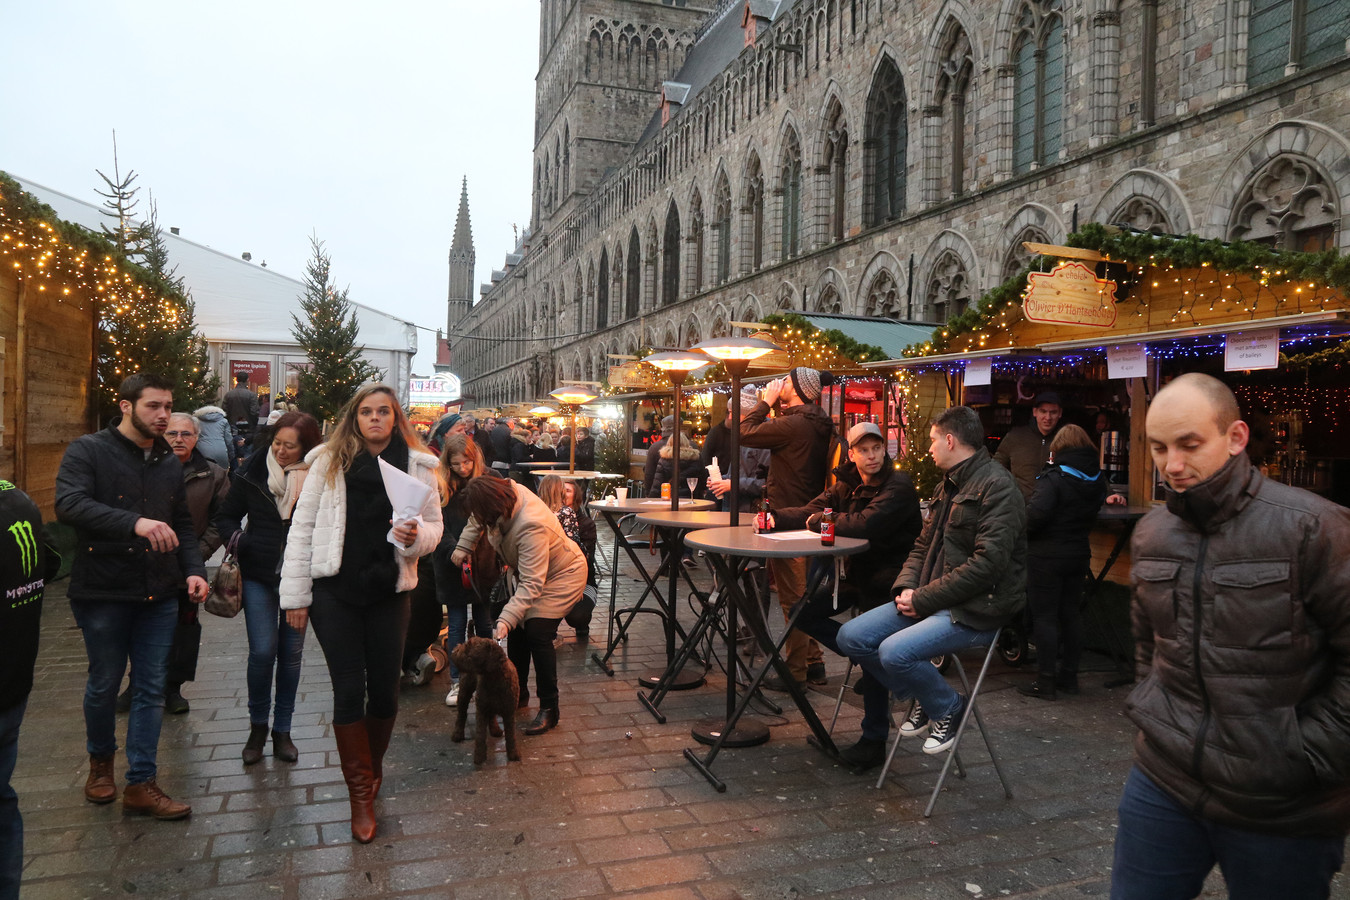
[266,450,310,519]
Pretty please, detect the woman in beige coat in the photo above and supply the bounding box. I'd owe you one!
[452,476,585,735]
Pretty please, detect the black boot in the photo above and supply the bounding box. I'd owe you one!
[837,736,888,772]
[242,723,269,765]
[1017,675,1058,701]
[523,707,559,736]
[1055,673,1080,695]
[272,730,299,763]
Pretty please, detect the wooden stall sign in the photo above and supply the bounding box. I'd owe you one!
[1023,262,1119,328]
[609,361,661,390]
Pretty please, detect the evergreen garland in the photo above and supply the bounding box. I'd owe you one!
[760,312,888,364]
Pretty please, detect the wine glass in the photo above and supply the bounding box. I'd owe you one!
[686,477,698,499]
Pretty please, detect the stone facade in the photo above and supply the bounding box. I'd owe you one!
[451,0,1350,408]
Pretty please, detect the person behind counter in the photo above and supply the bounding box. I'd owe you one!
[995,390,1063,500]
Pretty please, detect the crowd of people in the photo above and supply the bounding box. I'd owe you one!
[0,367,1346,900]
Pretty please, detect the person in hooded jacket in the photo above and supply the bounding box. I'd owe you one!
[509,424,534,484]
[215,411,322,763]
[1017,424,1109,700]
[643,416,675,496]
[193,405,238,473]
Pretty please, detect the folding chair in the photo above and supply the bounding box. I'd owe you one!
[874,627,1014,817]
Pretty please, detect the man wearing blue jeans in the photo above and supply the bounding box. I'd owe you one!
[55,374,209,821]
[837,406,1025,756]
[1112,373,1349,899]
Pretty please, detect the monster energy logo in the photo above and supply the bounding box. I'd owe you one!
[9,520,36,577]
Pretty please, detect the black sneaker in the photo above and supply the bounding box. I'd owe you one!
[164,689,190,715]
[837,737,887,772]
[898,700,929,736]
[806,662,828,685]
[922,695,968,755]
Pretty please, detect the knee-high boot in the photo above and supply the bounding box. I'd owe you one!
[332,721,377,843]
[365,715,396,799]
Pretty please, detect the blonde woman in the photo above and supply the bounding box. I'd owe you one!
[279,384,443,843]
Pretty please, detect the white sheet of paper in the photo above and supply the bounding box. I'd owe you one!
[378,458,434,538]
[757,530,817,541]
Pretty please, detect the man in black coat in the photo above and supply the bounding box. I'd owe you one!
[222,373,259,443]
[774,422,923,770]
[0,481,58,900]
[55,374,208,822]
[490,416,514,475]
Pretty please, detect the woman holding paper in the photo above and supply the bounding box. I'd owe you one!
[279,383,443,843]
[452,476,586,736]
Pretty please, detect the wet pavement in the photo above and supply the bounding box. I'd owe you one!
[14,538,1345,899]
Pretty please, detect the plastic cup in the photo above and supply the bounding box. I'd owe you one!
[614,486,629,502]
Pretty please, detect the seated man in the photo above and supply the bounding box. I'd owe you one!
[774,422,922,771]
[837,406,1026,758]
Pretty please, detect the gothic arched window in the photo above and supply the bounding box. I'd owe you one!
[689,189,705,293]
[935,23,974,198]
[780,129,803,259]
[626,228,641,319]
[745,153,765,270]
[662,202,681,305]
[864,270,903,319]
[1229,154,1339,252]
[926,250,972,321]
[713,172,733,284]
[597,249,610,329]
[865,58,907,226]
[1012,0,1065,174]
[823,100,849,242]
[1248,0,1347,87]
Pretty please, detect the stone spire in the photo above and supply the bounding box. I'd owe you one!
[447,177,476,333]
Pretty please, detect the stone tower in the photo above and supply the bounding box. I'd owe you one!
[531,0,708,233]
[447,176,475,334]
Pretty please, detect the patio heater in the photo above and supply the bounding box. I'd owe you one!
[642,351,712,510]
[547,385,599,474]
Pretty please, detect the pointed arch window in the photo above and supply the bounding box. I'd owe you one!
[662,203,681,305]
[1248,0,1346,87]
[1229,154,1339,252]
[824,101,849,242]
[781,131,803,259]
[689,190,705,293]
[745,154,765,270]
[935,24,975,198]
[713,174,733,284]
[926,251,972,322]
[626,229,641,319]
[865,59,907,226]
[1012,0,1065,174]
[598,248,611,329]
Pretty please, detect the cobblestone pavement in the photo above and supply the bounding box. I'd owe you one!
[15,539,1347,900]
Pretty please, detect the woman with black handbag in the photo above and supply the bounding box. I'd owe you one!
[279,385,443,843]
[215,411,321,764]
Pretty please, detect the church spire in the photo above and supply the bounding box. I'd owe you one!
[447,176,476,334]
[451,176,474,254]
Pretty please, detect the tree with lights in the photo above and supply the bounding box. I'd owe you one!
[291,236,382,422]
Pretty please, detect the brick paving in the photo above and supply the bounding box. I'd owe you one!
[15,538,1348,899]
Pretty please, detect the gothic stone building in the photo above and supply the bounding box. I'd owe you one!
[450,0,1349,407]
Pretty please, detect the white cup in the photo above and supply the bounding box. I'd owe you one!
[614,486,629,502]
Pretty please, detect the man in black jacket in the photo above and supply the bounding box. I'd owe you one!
[222,373,259,444]
[741,367,837,690]
[0,481,58,900]
[55,374,208,822]
[775,423,923,770]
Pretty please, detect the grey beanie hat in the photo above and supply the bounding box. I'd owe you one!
[789,367,835,402]
[660,414,676,435]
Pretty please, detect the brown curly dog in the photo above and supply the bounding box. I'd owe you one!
[449,637,522,765]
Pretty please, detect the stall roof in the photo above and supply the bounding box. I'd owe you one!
[796,313,937,360]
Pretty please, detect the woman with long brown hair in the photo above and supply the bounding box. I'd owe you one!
[434,434,499,707]
[452,475,586,735]
[279,384,443,843]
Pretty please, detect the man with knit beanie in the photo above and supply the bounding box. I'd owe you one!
[740,367,838,690]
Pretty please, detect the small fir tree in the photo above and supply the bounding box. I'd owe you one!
[291,236,382,422]
[94,131,151,259]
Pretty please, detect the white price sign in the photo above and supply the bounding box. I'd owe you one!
[1107,344,1147,379]
[964,357,992,386]
[1224,329,1280,371]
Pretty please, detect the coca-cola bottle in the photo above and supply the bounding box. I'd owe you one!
[754,499,772,534]
[820,508,836,546]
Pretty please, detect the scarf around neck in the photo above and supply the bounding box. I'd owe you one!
[266,449,310,520]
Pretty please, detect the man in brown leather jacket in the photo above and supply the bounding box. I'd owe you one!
[1112,373,1350,899]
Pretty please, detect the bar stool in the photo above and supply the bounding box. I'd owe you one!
[874,627,1014,817]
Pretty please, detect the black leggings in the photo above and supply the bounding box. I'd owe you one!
[507,617,562,708]
[1026,555,1088,680]
[309,583,411,725]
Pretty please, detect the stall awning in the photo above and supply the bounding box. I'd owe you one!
[797,313,938,360]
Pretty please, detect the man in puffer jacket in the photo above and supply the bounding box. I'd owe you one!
[1111,373,1350,899]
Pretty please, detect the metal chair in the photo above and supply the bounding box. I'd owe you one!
[874,627,1014,817]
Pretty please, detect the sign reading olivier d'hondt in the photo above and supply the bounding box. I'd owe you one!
[1023,262,1119,328]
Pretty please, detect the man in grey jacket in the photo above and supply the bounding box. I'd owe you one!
[55,374,208,821]
[1111,373,1350,899]
[837,405,1026,757]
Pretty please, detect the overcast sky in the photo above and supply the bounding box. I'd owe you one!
[1,1,539,374]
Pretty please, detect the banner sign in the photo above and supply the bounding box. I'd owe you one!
[230,360,270,384]
[1023,262,1119,328]
[1224,329,1280,371]
[1107,344,1147,379]
[408,374,462,405]
[964,357,993,386]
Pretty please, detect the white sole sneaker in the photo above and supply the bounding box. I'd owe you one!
[412,653,436,686]
[444,684,460,707]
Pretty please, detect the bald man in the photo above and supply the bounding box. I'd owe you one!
[1111,372,1350,899]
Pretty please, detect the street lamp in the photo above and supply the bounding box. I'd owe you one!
[643,351,712,510]
[548,384,599,473]
[691,336,780,526]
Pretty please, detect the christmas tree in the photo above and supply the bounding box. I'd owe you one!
[94,132,151,258]
[291,236,382,422]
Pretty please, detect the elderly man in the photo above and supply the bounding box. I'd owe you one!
[56,374,209,820]
[1110,373,1350,899]
[837,406,1026,756]
[995,390,1063,499]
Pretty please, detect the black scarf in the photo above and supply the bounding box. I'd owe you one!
[321,431,410,605]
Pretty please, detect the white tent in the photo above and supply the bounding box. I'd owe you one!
[12,176,417,406]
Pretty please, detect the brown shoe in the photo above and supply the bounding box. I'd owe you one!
[84,753,116,804]
[122,780,191,820]
[333,721,377,843]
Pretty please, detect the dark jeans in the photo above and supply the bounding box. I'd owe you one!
[70,597,177,784]
[309,583,411,725]
[796,581,890,743]
[0,700,26,900]
[403,559,443,671]
[1027,554,1087,679]
[1112,767,1345,899]
[242,579,305,731]
[508,617,562,708]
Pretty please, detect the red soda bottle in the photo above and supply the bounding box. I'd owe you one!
[820,508,835,546]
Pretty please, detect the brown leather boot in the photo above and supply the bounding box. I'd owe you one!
[84,753,116,804]
[365,716,396,799]
[272,730,298,763]
[241,723,269,765]
[333,721,376,843]
[122,780,191,820]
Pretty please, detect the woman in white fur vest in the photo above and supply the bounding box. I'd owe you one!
[279,384,443,844]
